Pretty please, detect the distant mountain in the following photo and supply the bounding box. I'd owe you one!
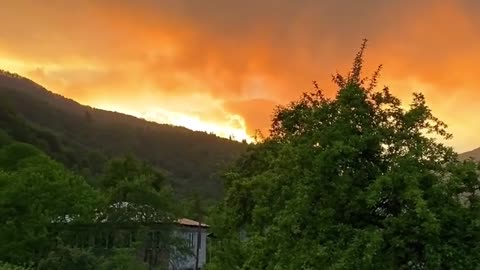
[0,70,248,200]
[459,147,480,160]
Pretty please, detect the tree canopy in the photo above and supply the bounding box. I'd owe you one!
[0,262,32,270]
[98,155,178,223]
[0,142,100,264]
[0,139,187,268]
[208,40,480,269]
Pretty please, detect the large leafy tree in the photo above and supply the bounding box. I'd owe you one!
[98,155,178,223]
[208,41,480,269]
[97,156,186,269]
[0,142,100,265]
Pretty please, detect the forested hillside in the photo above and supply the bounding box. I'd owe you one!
[0,70,248,200]
[0,130,192,269]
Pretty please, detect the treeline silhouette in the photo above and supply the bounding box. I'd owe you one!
[0,70,247,200]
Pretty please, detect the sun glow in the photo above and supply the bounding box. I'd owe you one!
[0,53,255,144]
[93,103,254,143]
[0,58,35,74]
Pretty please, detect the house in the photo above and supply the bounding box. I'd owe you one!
[51,203,210,270]
[170,218,209,270]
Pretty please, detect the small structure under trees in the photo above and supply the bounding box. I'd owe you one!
[52,205,209,270]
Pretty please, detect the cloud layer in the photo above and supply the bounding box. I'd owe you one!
[1,0,480,150]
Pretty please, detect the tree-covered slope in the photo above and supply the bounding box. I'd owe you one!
[459,147,480,160]
[0,70,247,200]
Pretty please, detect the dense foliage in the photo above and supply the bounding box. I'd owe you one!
[97,249,149,270]
[99,156,177,222]
[0,262,32,270]
[208,41,480,269]
[0,70,247,200]
[36,246,149,270]
[0,130,191,269]
[0,142,99,264]
[0,69,218,269]
[37,247,98,270]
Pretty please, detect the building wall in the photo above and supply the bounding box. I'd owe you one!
[169,227,208,270]
[52,223,209,270]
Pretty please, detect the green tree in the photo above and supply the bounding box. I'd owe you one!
[0,142,43,171]
[98,249,148,270]
[0,130,12,147]
[208,40,480,269]
[99,156,178,222]
[0,262,32,270]
[0,144,100,265]
[97,156,185,269]
[37,246,98,270]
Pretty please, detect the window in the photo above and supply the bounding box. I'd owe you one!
[187,232,195,248]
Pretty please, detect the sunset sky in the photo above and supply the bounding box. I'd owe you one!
[1,0,480,152]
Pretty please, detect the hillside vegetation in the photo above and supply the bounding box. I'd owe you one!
[0,70,247,200]
[0,129,190,269]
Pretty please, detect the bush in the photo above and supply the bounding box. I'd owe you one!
[37,247,98,270]
[0,262,32,270]
[98,249,148,270]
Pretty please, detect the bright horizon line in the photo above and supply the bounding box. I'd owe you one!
[92,103,256,144]
[0,66,474,153]
[0,65,257,144]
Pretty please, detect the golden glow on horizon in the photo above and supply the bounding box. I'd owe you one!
[92,103,254,143]
[0,59,28,71]
[0,57,255,143]
[2,1,480,152]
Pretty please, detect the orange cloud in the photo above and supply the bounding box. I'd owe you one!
[1,0,480,151]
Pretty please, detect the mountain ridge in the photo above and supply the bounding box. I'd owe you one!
[0,69,248,200]
[0,69,237,137]
[458,147,480,160]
